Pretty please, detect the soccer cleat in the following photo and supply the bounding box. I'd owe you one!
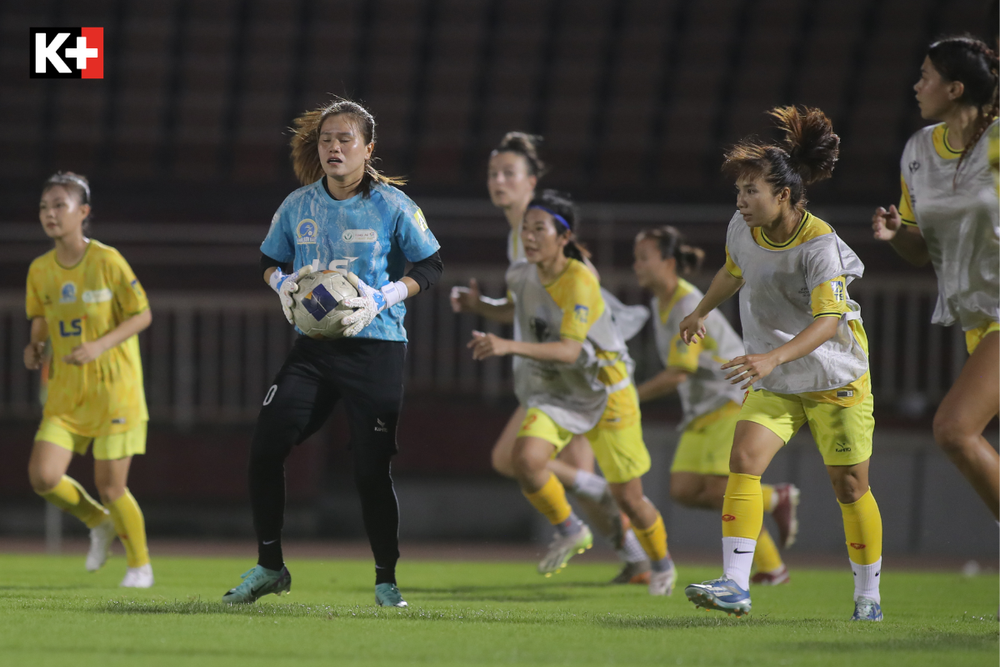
[771,483,800,549]
[375,583,408,608]
[851,596,883,621]
[610,560,651,585]
[222,564,291,604]
[86,517,116,572]
[538,524,593,576]
[120,563,154,588]
[685,577,752,616]
[751,565,790,586]
[648,559,676,596]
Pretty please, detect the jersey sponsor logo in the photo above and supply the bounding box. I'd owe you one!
[573,304,589,324]
[849,542,866,550]
[312,257,359,274]
[908,160,920,173]
[111,417,126,425]
[342,229,377,243]
[59,318,82,337]
[82,288,112,303]
[835,442,852,453]
[836,390,854,398]
[830,280,845,302]
[59,282,77,304]
[374,418,389,433]
[30,28,104,79]
[296,219,318,245]
[414,209,429,232]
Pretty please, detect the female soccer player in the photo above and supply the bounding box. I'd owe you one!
[873,36,999,522]
[26,172,153,587]
[451,133,651,582]
[468,190,675,596]
[633,226,798,585]
[222,99,442,608]
[682,107,883,621]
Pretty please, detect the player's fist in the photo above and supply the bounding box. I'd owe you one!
[872,205,902,241]
[450,278,482,314]
[23,341,45,370]
[467,330,510,360]
[678,311,707,344]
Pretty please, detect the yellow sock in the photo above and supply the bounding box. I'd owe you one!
[633,512,669,562]
[523,473,573,525]
[39,476,108,529]
[753,527,783,573]
[722,473,763,539]
[107,489,150,568]
[761,484,776,512]
[839,488,882,565]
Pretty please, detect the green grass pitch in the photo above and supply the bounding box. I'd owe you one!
[0,554,996,667]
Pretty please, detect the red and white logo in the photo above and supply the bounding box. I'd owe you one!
[30,28,103,79]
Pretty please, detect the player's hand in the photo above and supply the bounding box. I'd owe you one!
[342,272,387,337]
[467,330,511,360]
[450,279,481,314]
[23,341,45,370]
[63,340,107,366]
[872,205,902,241]
[269,265,314,325]
[722,353,777,390]
[678,311,708,344]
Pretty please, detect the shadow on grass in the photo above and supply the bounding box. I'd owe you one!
[399,581,607,602]
[792,633,1000,653]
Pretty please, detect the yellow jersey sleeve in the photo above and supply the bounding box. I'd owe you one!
[108,252,149,317]
[811,276,849,319]
[25,264,44,319]
[666,334,700,373]
[724,246,742,278]
[898,173,917,226]
[546,261,605,342]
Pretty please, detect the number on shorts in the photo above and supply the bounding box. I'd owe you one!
[263,384,278,406]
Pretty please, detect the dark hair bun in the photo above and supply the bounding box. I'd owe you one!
[769,106,840,185]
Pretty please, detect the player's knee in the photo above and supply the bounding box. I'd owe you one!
[932,411,973,454]
[830,475,866,504]
[96,482,125,504]
[511,448,547,482]
[28,466,60,494]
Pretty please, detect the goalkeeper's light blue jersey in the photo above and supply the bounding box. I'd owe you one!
[261,179,440,342]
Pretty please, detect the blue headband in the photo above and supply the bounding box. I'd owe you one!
[528,205,571,231]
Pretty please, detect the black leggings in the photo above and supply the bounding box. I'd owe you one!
[248,337,405,584]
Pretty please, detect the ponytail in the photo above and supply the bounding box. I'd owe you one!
[636,226,705,275]
[527,189,590,261]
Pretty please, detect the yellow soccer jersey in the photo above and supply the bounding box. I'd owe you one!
[544,259,635,422]
[725,212,870,406]
[26,241,150,436]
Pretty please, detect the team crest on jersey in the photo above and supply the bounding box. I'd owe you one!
[908,160,920,173]
[59,282,76,304]
[296,219,318,245]
[573,304,589,324]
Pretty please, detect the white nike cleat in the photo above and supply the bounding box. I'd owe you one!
[86,517,116,572]
[538,525,593,576]
[120,563,154,588]
[648,559,677,596]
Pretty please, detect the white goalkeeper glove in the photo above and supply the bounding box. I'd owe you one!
[342,272,408,337]
[268,265,314,324]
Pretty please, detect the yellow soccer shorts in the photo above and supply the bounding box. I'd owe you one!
[518,387,651,484]
[36,419,147,460]
[670,401,742,476]
[738,388,874,467]
[965,321,1000,355]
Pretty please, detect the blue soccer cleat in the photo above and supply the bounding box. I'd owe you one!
[851,596,883,621]
[375,583,408,608]
[685,577,752,617]
[222,564,291,604]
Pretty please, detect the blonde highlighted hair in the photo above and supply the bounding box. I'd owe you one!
[289,98,405,197]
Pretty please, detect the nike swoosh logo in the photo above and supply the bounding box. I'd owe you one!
[733,549,754,554]
[262,539,278,545]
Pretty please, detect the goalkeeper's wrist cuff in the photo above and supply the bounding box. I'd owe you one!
[380,281,408,309]
[268,268,286,293]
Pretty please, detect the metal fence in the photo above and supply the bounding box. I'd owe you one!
[0,271,964,425]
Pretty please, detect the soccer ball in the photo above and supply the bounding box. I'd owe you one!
[290,270,359,339]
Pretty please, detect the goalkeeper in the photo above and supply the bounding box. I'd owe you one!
[223,98,442,608]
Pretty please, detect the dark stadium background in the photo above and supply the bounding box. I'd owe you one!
[0,0,996,563]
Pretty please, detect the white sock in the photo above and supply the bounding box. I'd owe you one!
[722,536,757,591]
[570,470,608,503]
[616,529,648,564]
[851,557,882,603]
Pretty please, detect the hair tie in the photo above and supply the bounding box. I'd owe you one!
[528,205,571,231]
